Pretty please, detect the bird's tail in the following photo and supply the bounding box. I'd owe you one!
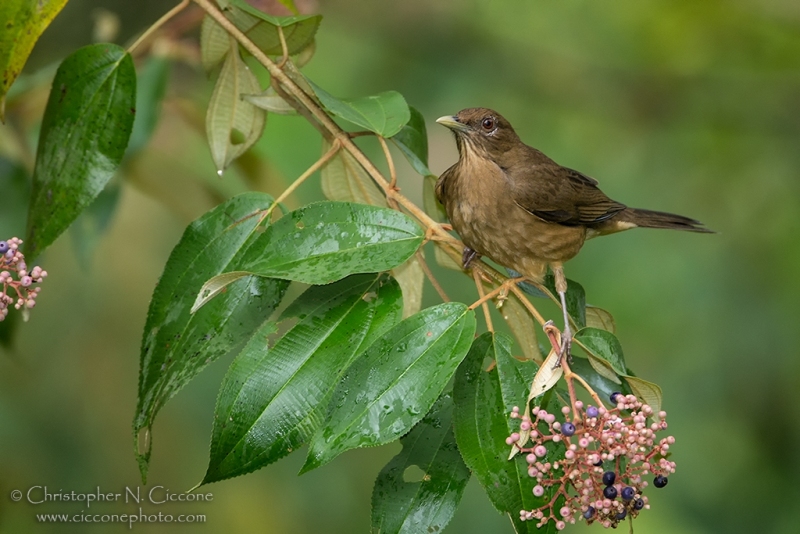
[620,207,714,233]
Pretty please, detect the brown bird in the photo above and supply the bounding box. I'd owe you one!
[435,107,712,358]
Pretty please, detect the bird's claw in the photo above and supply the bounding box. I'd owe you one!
[462,247,479,269]
[555,326,573,369]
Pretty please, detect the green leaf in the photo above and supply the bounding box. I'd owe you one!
[225,2,321,56]
[320,139,386,206]
[499,293,544,364]
[25,44,136,260]
[371,393,470,534]
[392,254,424,319]
[134,193,289,481]
[236,201,424,285]
[574,327,627,376]
[0,0,68,121]
[203,274,402,484]
[243,86,298,115]
[127,55,169,156]
[303,302,476,472]
[200,15,230,73]
[311,83,410,137]
[453,333,556,534]
[585,305,616,334]
[206,36,266,173]
[624,375,663,419]
[569,357,626,403]
[391,106,432,176]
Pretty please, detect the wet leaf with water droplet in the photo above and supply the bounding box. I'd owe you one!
[25,44,136,260]
[236,201,424,285]
[202,274,402,485]
[371,393,470,534]
[302,302,476,472]
[134,193,288,482]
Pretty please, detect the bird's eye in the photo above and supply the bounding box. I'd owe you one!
[481,117,495,131]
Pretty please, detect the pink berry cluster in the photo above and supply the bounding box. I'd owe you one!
[508,393,675,530]
[0,238,47,321]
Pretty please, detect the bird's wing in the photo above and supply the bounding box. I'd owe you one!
[510,163,626,226]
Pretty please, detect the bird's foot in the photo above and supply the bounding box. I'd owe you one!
[556,325,572,368]
[462,247,480,269]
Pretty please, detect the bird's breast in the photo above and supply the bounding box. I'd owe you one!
[442,158,586,280]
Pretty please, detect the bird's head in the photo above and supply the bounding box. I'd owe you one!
[436,108,520,160]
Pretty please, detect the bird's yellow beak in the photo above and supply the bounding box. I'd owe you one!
[436,115,469,132]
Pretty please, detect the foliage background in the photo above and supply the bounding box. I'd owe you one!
[1,0,799,532]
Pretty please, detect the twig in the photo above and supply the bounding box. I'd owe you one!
[472,268,494,333]
[128,0,191,55]
[277,26,289,68]
[378,136,399,209]
[416,250,449,302]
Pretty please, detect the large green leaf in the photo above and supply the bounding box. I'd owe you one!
[391,106,432,177]
[371,393,470,534]
[0,0,68,120]
[453,333,556,534]
[303,302,476,472]
[134,193,289,481]
[236,201,424,285]
[311,83,410,137]
[202,274,402,484]
[226,1,321,56]
[206,36,266,173]
[25,44,136,260]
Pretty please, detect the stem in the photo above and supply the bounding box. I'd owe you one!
[128,0,191,55]
[416,251,449,302]
[378,136,399,210]
[277,26,289,68]
[472,268,494,332]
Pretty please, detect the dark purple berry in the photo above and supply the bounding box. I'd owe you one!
[594,458,603,467]
[583,506,595,519]
[586,406,599,418]
[603,485,618,499]
[0,241,8,254]
[561,422,576,436]
[615,509,627,520]
[610,391,622,404]
[621,486,635,500]
[653,475,668,488]
[602,471,616,486]
[634,498,644,510]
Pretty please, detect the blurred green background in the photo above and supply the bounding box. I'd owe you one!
[2,0,799,532]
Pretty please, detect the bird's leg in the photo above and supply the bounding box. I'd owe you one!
[553,265,572,366]
[462,247,480,269]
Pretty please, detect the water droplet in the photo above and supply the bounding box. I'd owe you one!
[217,169,223,177]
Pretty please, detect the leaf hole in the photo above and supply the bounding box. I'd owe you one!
[295,220,305,230]
[362,291,377,302]
[229,128,246,145]
[402,465,427,483]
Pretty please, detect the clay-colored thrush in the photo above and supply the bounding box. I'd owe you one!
[436,107,712,357]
